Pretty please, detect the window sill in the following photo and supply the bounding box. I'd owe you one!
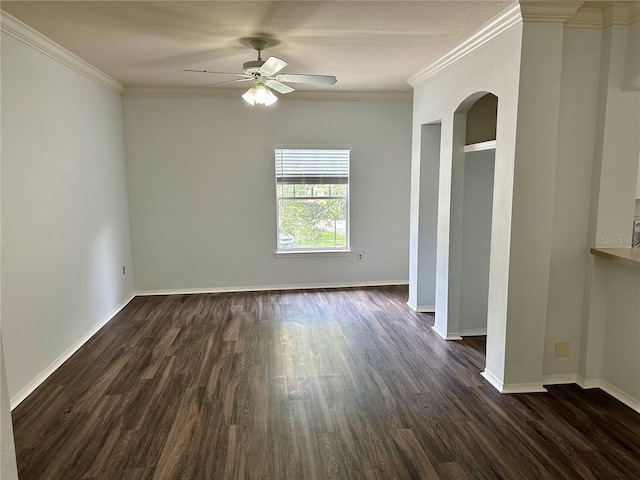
[275,250,352,258]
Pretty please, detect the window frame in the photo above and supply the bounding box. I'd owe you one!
[274,145,351,256]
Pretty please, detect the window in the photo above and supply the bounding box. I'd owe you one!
[275,147,350,253]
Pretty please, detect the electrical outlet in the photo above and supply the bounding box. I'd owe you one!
[555,342,570,358]
[357,253,364,262]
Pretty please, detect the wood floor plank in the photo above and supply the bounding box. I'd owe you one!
[10,285,640,479]
[390,428,440,479]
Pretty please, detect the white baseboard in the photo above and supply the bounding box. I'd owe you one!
[459,327,487,337]
[481,370,547,393]
[541,373,579,385]
[481,369,503,391]
[431,325,463,341]
[544,375,640,414]
[406,300,436,313]
[10,293,135,410]
[576,376,601,389]
[543,374,640,413]
[485,373,640,412]
[501,382,548,394]
[598,379,640,414]
[135,280,409,296]
[417,305,436,313]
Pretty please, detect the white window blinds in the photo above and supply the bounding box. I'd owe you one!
[275,148,350,185]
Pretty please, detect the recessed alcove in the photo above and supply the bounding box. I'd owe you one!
[449,93,497,339]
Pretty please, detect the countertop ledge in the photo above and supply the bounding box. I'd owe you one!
[591,247,640,267]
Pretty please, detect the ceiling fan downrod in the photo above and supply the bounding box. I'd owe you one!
[250,39,267,61]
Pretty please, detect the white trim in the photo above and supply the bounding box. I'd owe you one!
[122,86,412,102]
[501,382,548,394]
[459,327,487,337]
[445,333,463,341]
[0,11,123,95]
[275,250,351,259]
[482,370,548,393]
[431,325,463,340]
[274,144,351,151]
[122,86,239,98]
[518,2,583,24]
[631,3,640,25]
[544,375,640,414]
[564,3,639,28]
[597,379,640,414]
[418,305,436,313]
[577,376,601,389]
[541,373,579,385]
[407,4,522,86]
[432,324,447,339]
[602,3,636,28]
[406,300,435,313]
[481,369,504,391]
[10,293,135,410]
[464,140,497,153]
[134,280,409,297]
[284,91,412,102]
[565,7,604,29]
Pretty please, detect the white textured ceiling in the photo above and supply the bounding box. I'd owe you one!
[2,1,513,92]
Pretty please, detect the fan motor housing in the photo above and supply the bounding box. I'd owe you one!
[243,60,265,75]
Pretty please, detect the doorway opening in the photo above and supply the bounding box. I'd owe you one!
[408,122,441,312]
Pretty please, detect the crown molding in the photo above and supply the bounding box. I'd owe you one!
[565,6,604,28]
[407,3,522,87]
[122,86,238,98]
[122,86,412,102]
[602,2,636,27]
[0,10,123,95]
[631,2,640,24]
[518,1,583,23]
[287,90,412,102]
[565,2,639,29]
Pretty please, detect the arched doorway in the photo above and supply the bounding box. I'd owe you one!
[444,92,498,359]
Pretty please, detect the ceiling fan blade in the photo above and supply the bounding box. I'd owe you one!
[265,79,295,94]
[184,69,249,77]
[276,74,337,85]
[258,56,288,77]
[203,78,253,88]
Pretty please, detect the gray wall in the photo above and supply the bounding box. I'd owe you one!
[1,337,18,479]
[1,32,134,401]
[123,96,413,291]
[459,149,495,334]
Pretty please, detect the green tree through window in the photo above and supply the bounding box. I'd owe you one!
[275,148,350,251]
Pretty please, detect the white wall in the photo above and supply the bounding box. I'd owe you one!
[1,33,134,402]
[591,24,639,248]
[123,96,412,291]
[501,20,568,388]
[543,28,602,378]
[410,12,523,382]
[459,149,494,335]
[409,4,639,396]
[408,123,440,312]
[599,260,640,407]
[578,16,640,408]
[0,335,18,480]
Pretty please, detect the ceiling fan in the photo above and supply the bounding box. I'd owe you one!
[184,39,337,105]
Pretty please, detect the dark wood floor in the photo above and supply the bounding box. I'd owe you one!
[11,286,640,479]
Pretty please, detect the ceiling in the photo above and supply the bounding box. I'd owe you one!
[2,1,513,93]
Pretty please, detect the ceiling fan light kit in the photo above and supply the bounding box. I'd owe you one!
[185,39,337,107]
[242,83,278,106]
